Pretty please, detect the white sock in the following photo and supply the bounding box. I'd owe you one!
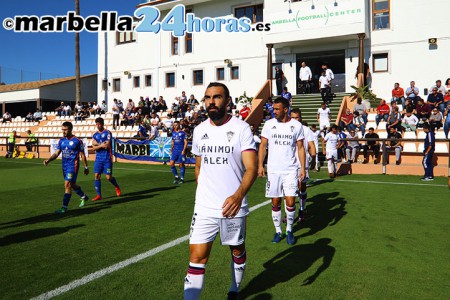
[184,262,205,300]
[272,206,282,233]
[285,205,296,232]
[328,160,334,174]
[230,251,246,293]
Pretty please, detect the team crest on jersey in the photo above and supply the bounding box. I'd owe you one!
[69,141,74,146]
[290,126,295,132]
[226,131,234,142]
[201,133,209,140]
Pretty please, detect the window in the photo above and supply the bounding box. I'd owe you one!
[373,53,389,72]
[133,76,140,88]
[101,79,107,91]
[185,33,193,53]
[235,4,263,23]
[166,72,175,88]
[216,67,225,81]
[171,36,179,55]
[145,75,152,87]
[116,31,136,44]
[193,70,204,86]
[113,78,121,92]
[372,0,390,30]
[231,66,240,80]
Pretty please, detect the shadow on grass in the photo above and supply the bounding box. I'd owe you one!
[240,238,335,299]
[0,186,177,229]
[0,224,85,247]
[296,192,347,237]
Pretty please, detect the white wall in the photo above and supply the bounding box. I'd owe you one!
[0,89,39,103]
[40,75,98,102]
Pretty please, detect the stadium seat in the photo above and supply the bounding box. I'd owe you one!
[403,132,416,139]
[367,114,376,121]
[378,131,388,139]
[417,143,424,152]
[403,143,417,152]
[435,143,448,153]
[417,131,426,139]
[366,122,377,130]
[435,131,446,139]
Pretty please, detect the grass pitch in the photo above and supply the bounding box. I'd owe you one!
[0,159,449,300]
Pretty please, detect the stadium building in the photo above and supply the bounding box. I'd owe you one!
[97,0,450,108]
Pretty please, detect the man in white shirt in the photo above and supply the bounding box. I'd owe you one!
[317,102,331,135]
[184,82,257,300]
[258,98,306,246]
[112,98,120,130]
[310,124,321,171]
[401,110,419,133]
[290,108,316,222]
[431,79,446,95]
[299,61,312,94]
[319,70,331,103]
[322,124,340,178]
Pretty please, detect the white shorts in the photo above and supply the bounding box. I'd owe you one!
[319,121,330,131]
[266,171,299,198]
[326,149,338,160]
[189,213,246,246]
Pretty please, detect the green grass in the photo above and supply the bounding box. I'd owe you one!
[0,159,449,299]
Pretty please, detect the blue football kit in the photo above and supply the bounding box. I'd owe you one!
[171,130,186,163]
[93,130,113,175]
[57,136,84,183]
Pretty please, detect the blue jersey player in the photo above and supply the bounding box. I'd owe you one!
[92,117,121,201]
[170,121,188,184]
[44,121,89,213]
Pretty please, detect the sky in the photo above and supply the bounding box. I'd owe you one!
[0,0,143,84]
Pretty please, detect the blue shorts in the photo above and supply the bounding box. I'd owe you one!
[63,169,78,183]
[170,151,186,164]
[94,160,113,175]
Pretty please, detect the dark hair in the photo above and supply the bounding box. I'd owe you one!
[62,121,73,130]
[331,124,338,130]
[369,127,375,131]
[423,122,430,130]
[311,124,317,129]
[173,120,180,125]
[206,82,230,101]
[445,78,450,85]
[273,97,290,109]
[353,111,360,116]
[95,117,104,125]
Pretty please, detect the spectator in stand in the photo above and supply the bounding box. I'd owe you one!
[198,106,207,121]
[127,98,135,112]
[99,100,107,114]
[401,110,419,133]
[75,109,84,122]
[265,98,275,119]
[385,126,403,165]
[179,91,187,103]
[444,90,450,111]
[135,120,149,139]
[444,105,450,138]
[429,108,443,132]
[55,102,65,116]
[239,103,251,120]
[392,82,406,107]
[375,99,390,126]
[134,108,143,126]
[150,112,160,128]
[179,98,188,118]
[33,109,42,122]
[112,99,120,130]
[281,86,292,106]
[117,99,124,112]
[405,81,419,107]
[402,98,415,115]
[274,66,285,95]
[25,130,37,151]
[421,123,435,181]
[355,62,371,87]
[431,79,446,95]
[416,98,431,122]
[339,108,355,132]
[25,112,34,122]
[172,100,180,119]
[142,114,151,129]
[63,103,72,116]
[157,96,168,112]
[345,130,360,163]
[187,94,199,110]
[2,111,12,123]
[336,127,347,162]
[185,106,194,120]
[138,96,145,109]
[362,127,380,164]
[90,102,99,115]
[445,78,450,91]
[189,112,201,129]
[75,101,83,113]
[149,124,159,141]
[319,70,330,103]
[386,107,402,132]
[161,113,175,135]
[353,111,366,136]
[299,61,312,94]
[234,109,242,120]
[120,109,129,126]
[353,98,368,124]
[427,87,444,111]
[81,108,90,120]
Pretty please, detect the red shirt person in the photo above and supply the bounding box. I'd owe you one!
[239,104,251,119]
[376,99,390,126]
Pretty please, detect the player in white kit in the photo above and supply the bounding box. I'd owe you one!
[290,108,316,222]
[258,97,306,245]
[310,124,321,171]
[322,124,340,178]
[317,102,331,135]
[184,83,257,300]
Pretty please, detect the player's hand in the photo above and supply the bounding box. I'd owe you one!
[299,169,306,182]
[44,160,49,166]
[258,166,265,177]
[222,194,243,218]
[84,168,89,175]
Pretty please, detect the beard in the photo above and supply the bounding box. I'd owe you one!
[207,104,227,121]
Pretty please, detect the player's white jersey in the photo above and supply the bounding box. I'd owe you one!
[261,118,305,173]
[317,107,330,122]
[295,125,314,169]
[311,130,321,144]
[191,115,256,218]
[324,132,339,150]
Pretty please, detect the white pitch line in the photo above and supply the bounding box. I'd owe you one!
[30,200,272,300]
[333,179,447,188]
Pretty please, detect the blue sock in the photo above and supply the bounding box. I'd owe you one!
[170,166,178,178]
[109,177,119,187]
[73,187,86,198]
[94,179,102,197]
[63,193,71,208]
[180,167,185,180]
